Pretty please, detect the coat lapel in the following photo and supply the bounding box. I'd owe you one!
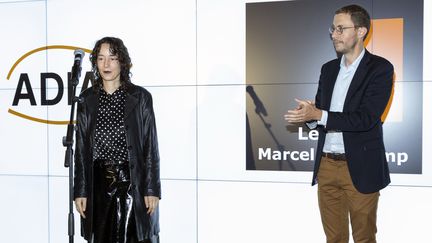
[125,85,139,119]
[86,91,98,122]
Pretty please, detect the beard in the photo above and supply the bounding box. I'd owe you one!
[333,38,359,55]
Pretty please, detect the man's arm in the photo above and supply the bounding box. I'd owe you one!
[286,60,393,132]
[325,61,393,131]
[326,63,393,131]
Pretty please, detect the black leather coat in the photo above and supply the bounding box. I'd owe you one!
[74,84,161,241]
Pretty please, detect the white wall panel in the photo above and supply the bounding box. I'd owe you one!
[47,0,196,86]
[378,186,432,242]
[159,179,197,243]
[0,89,48,175]
[0,1,46,90]
[49,176,86,243]
[198,181,432,243]
[0,175,49,242]
[198,181,324,243]
[197,0,245,85]
[147,86,197,180]
[197,85,246,178]
[0,0,42,2]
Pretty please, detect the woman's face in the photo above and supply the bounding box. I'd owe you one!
[97,43,121,84]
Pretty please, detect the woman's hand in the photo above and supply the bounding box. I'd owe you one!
[144,196,159,215]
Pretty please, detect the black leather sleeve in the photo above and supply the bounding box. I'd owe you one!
[74,96,88,199]
[141,92,161,199]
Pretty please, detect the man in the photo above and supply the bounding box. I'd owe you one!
[74,37,161,243]
[285,5,393,243]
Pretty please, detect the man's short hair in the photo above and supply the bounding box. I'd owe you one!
[335,4,371,40]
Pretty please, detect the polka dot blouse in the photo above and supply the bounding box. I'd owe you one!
[93,87,128,163]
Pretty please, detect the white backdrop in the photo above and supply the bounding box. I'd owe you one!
[0,0,431,242]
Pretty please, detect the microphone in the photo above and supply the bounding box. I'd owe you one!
[70,49,85,85]
[246,85,268,116]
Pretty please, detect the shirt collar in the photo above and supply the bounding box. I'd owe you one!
[340,48,365,70]
[100,86,125,97]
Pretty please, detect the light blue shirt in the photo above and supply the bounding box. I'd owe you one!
[318,49,365,153]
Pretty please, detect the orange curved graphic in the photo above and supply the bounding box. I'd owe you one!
[7,45,92,80]
[8,108,75,125]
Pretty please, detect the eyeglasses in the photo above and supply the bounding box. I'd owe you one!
[329,26,357,35]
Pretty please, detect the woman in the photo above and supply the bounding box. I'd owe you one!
[74,37,161,243]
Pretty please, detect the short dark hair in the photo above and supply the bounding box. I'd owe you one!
[335,4,371,40]
[90,37,132,91]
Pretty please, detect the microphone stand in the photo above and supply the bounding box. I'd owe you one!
[62,55,83,243]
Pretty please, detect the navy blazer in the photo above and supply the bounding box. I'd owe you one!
[312,50,394,194]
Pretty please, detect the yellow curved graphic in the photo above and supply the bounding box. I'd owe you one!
[7,45,92,80]
[8,108,75,125]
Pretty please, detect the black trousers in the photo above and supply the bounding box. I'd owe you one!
[92,162,139,243]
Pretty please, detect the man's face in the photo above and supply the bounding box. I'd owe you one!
[331,13,361,54]
[97,43,121,83]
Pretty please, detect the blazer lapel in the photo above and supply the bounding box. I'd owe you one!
[323,59,341,110]
[343,50,371,111]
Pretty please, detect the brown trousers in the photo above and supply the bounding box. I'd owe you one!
[317,156,380,243]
